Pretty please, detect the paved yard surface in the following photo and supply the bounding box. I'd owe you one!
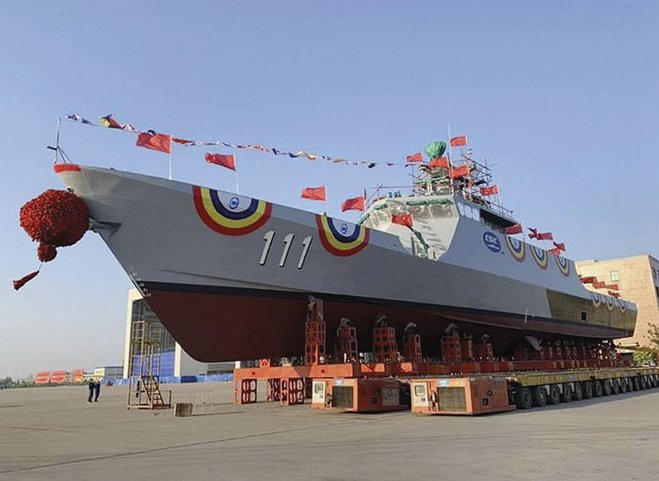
[1,382,657,481]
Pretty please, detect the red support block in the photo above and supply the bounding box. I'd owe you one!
[335,325,358,363]
[441,335,461,363]
[402,332,422,362]
[373,326,399,363]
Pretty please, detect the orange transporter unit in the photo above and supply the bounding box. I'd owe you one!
[410,377,514,415]
[311,378,409,413]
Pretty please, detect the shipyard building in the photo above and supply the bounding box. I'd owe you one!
[122,289,233,379]
[576,254,659,347]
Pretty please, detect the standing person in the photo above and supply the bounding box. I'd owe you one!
[93,379,101,402]
[87,379,95,403]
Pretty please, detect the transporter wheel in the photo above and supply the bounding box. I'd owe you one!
[620,379,628,393]
[583,381,594,399]
[516,387,533,410]
[612,379,621,395]
[642,376,650,389]
[574,382,584,401]
[632,377,640,391]
[548,385,561,405]
[561,384,574,403]
[603,380,612,396]
[652,375,658,388]
[533,386,548,407]
[593,380,603,397]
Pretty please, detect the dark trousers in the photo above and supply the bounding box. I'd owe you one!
[88,388,94,402]
[94,385,100,401]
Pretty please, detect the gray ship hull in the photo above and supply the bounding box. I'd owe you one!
[55,164,636,362]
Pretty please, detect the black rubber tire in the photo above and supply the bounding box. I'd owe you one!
[620,379,628,393]
[633,377,640,391]
[533,386,548,407]
[548,385,561,405]
[603,380,612,396]
[574,382,584,401]
[642,376,649,390]
[652,375,658,388]
[583,381,594,399]
[612,379,621,395]
[562,384,574,402]
[593,380,603,397]
[516,387,533,409]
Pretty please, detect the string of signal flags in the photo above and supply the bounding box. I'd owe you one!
[61,113,565,249]
[63,113,472,169]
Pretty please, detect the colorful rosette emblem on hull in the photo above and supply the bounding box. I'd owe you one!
[530,245,548,269]
[193,186,272,236]
[504,236,526,262]
[554,255,570,276]
[316,215,369,257]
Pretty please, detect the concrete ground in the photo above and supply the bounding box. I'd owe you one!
[0,382,658,481]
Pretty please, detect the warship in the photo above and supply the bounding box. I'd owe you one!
[54,147,636,362]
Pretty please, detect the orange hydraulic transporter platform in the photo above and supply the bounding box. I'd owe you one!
[310,378,408,413]
[410,376,514,415]
[233,297,659,415]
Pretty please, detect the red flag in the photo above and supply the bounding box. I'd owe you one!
[406,152,423,163]
[205,153,236,171]
[548,247,561,255]
[341,196,365,212]
[136,131,172,154]
[580,276,597,284]
[428,157,449,169]
[536,232,554,241]
[391,213,413,228]
[553,242,566,251]
[173,137,195,145]
[480,185,500,196]
[528,228,538,239]
[605,283,619,291]
[448,165,470,179]
[504,223,523,235]
[13,270,40,291]
[301,186,326,201]
[450,136,468,147]
[609,291,621,298]
[593,281,606,289]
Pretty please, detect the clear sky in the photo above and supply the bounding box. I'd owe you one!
[1,1,658,379]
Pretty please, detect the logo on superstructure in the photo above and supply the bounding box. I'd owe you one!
[554,255,570,276]
[530,245,548,269]
[483,232,502,253]
[504,236,525,262]
[192,186,272,236]
[316,215,369,257]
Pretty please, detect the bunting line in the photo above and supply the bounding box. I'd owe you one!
[63,113,413,168]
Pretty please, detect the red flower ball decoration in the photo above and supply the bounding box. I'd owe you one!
[20,189,89,247]
[13,189,90,290]
[37,242,57,262]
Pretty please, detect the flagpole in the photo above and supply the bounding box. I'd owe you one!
[234,159,240,194]
[447,123,454,195]
[54,117,61,163]
[168,150,172,181]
